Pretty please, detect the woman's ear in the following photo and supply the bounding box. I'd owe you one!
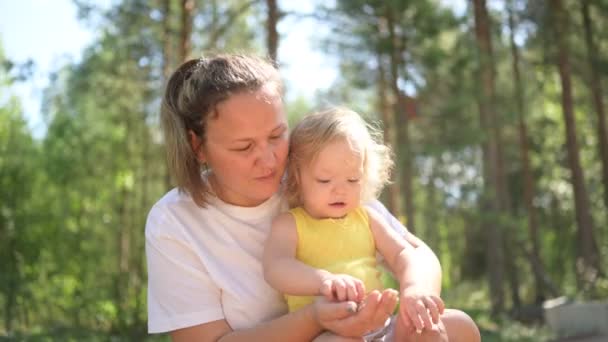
[294,168,303,201]
[294,168,301,186]
[189,130,206,163]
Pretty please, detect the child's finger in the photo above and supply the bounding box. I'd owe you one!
[415,299,433,330]
[399,311,416,334]
[320,280,334,300]
[432,295,445,314]
[334,279,347,301]
[355,281,366,302]
[405,302,425,331]
[346,283,358,302]
[424,297,440,324]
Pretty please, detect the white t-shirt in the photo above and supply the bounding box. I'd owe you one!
[146,188,405,333]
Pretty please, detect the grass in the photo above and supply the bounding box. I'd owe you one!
[444,281,555,342]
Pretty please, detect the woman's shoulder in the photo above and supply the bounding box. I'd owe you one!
[146,188,205,238]
[153,187,194,206]
[149,188,197,217]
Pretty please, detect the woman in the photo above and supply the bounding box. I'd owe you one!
[146,54,480,341]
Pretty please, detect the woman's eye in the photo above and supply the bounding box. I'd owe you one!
[269,135,281,140]
[233,145,252,152]
[316,179,330,184]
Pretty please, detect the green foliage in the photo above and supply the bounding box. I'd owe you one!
[2,0,264,338]
[2,0,608,339]
[285,95,314,127]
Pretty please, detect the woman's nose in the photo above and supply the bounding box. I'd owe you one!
[256,144,276,168]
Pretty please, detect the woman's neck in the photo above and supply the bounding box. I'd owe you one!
[208,174,270,207]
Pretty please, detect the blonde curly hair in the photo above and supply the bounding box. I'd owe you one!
[286,107,394,208]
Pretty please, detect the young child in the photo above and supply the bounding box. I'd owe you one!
[263,107,445,341]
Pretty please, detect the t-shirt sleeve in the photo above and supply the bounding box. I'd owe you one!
[145,207,224,333]
[365,199,408,237]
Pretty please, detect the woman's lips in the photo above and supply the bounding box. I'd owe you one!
[255,171,276,180]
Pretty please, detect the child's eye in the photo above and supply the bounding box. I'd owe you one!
[348,178,360,183]
[316,179,330,184]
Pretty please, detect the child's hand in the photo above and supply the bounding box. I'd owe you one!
[398,286,445,333]
[319,274,366,303]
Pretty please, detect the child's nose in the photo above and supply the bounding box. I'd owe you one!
[332,183,346,195]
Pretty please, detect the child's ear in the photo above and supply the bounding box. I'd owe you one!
[189,130,206,163]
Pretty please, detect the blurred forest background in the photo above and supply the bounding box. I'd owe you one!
[1,0,607,341]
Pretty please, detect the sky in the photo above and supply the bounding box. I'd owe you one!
[0,0,339,138]
[0,1,465,138]
[0,1,109,137]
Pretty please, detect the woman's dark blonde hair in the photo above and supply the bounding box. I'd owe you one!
[161,54,282,207]
[286,107,394,208]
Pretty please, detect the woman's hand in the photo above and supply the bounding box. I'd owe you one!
[312,331,363,342]
[312,289,398,338]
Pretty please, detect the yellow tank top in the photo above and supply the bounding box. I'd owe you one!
[286,206,384,312]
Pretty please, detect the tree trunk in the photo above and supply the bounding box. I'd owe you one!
[472,0,505,315]
[424,164,439,250]
[507,0,556,303]
[550,195,567,286]
[114,186,130,331]
[162,0,173,78]
[133,110,151,331]
[180,0,194,62]
[115,102,135,332]
[504,242,521,310]
[386,5,416,233]
[376,52,402,217]
[582,0,608,211]
[4,236,16,333]
[549,0,601,285]
[2,121,19,333]
[162,0,173,190]
[207,1,257,50]
[266,0,279,62]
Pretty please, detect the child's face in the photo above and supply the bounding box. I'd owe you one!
[299,138,364,219]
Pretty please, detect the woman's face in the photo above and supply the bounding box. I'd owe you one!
[199,85,288,207]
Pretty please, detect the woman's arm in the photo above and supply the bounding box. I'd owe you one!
[171,292,399,341]
[171,305,322,342]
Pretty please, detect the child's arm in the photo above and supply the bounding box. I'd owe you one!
[263,212,364,301]
[365,208,445,333]
[365,200,442,295]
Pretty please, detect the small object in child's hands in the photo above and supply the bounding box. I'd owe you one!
[356,300,366,312]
